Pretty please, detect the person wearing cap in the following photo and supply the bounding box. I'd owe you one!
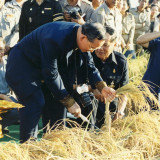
[6,22,116,143]
[19,0,64,40]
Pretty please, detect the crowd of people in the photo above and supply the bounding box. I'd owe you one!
[0,0,160,143]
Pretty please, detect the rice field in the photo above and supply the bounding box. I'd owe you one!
[0,54,160,160]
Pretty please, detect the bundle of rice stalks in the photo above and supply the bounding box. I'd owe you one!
[0,100,23,138]
[127,54,149,82]
[0,100,23,114]
[116,81,159,113]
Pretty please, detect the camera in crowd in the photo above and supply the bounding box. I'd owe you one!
[68,8,82,19]
[76,84,92,108]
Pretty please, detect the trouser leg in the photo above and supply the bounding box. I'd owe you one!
[0,108,19,129]
[18,89,45,143]
[41,84,66,132]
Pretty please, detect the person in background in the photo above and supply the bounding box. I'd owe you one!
[121,0,136,58]
[130,0,150,56]
[92,0,104,10]
[92,27,129,127]
[0,0,25,53]
[91,0,124,52]
[150,4,159,32]
[0,38,19,134]
[59,0,94,25]
[19,0,64,40]
[137,32,160,104]
[117,0,123,11]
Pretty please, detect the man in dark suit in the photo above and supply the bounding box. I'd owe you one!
[6,22,116,143]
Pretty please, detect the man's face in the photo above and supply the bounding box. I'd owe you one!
[78,37,105,53]
[117,0,123,10]
[0,0,5,10]
[92,0,103,8]
[0,41,5,60]
[67,0,78,5]
[151,6,159,17]
[106,0,119,8]
[95,34,116,61]
[139,0,149,9]
[122,1,129,13]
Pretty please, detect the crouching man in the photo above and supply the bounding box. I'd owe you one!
[92,26,129,127]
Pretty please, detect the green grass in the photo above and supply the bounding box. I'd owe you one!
[0,119,43,143]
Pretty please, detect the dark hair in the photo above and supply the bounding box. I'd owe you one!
[105,25,115,35]
[105,26,117,42]
[81,23,106,42]
[157,13,160,18]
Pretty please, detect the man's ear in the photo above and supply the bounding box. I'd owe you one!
[114,42,117,47]
[79,33,87,41]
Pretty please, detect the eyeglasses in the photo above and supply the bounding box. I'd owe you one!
[88,39,101,52]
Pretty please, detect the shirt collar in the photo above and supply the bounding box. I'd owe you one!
[106,52,117,65]
[104,2,115,15]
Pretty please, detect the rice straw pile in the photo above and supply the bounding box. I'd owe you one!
[0,54,160,159]
[0,111,160,160]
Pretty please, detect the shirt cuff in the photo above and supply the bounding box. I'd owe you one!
[95,81,107,93]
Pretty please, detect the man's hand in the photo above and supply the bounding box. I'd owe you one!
[101,86,116,102]
[71,14,85,25]
[67,102,81,118]
[0,94,12,102]
[93,89,105,103]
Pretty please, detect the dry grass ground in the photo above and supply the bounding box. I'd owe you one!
[0,54,160,160]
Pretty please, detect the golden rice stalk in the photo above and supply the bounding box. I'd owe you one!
[116,81,159,113]
[0,100,23,110]
[127,54,149,82]
[0,100,24,138]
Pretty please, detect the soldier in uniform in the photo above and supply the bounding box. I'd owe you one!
[6,22,116,143]
[91,0,124,53]
[19,0,64,40]
[130,0,150,56]
[59,0,94,24]
[0,0,25,52]
[92,27,129,127]
[121,0,136,58]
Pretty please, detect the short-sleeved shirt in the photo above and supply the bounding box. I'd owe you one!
[142,38,160,95]
[0,0,22,47]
